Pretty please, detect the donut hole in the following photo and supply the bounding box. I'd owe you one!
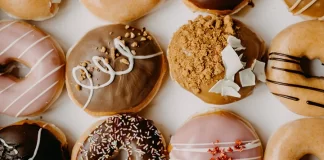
[300,57,324,78]
[300,154,319,160]
[0,60,30,79]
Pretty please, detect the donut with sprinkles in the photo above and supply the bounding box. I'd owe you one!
[72,114,167,160]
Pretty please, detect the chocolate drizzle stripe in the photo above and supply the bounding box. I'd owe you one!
[267,79,324,93]
[269,58,300,64]
[269,52,301,61]
[307,101,324,108]
[272,93,299,101]
[271,66,314,78]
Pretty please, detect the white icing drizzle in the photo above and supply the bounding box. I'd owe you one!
[0,30,34,56]
[16,81,59,117]
[28,124,47,160]
[18,35,50,58]
[3,64,64,112]
[0,83,15,94]
[72,38,163,109]
[172,140,259,146]
[0,138,18,154]
[172,139,261,153]
[289,0,318,15]
[0,21,17,32]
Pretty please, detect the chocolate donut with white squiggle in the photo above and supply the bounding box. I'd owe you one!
[284,0,324,19]
[66,24,167,116]
[169,110,263,160]
[71,114,167,160]
[0,20,65,117]
[0,120,69,160]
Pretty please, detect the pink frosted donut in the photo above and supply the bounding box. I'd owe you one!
[169,110,263,160]
[0,20,65,117]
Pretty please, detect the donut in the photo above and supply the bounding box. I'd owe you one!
[71,114,167,159]
[267,20,324,117]
[80,0,163,23]
[182,0,253,15]
[265,118,324,159]
[66,24,166,116]
[0,120,69,160]
[0,0,62,21]
[169,110,263,160]
[168,15,266,105]
[0,20,65,117]
[284,0,324,19]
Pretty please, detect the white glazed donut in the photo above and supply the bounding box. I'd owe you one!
[0,20,65,117]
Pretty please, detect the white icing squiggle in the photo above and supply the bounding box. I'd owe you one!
[0,21,17,32]
[289,0,318,15]
[28,124,47,160]
[0,138,18,154]
[18,35,50,58]
[72,38,163,109]
[172,139,259,146]
[0,30,34,56]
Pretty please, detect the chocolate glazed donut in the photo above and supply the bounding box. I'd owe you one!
[0,120,68,160]
[183,0,253,15]
[66,24,167,116]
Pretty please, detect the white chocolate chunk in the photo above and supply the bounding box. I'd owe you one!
[239,68,256,87]
[252,60,266,82]
[221,45,243,79]
[227,35,246,51]
[209,79,240,93]
[221,87,241,98]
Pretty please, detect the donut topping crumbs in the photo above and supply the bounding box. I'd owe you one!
[208,140,249,160]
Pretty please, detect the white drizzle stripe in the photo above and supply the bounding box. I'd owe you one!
[292,0,317,15]
[0,21,17,32]
[18,35,50,58]
[26,49,54,77]
[72,38,162,109]
[172,140,259,146]
[289,0,302,11]
[16,81,59,117]
[0,138,18,154]
[3,64,64,112]
[170,156,261,160]
[172,142,261,153]
[0,30,34,56]
[28,128,43,160]
[0,83,15,94]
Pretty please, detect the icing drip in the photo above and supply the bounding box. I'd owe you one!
[289,0,318,15]
[72,38,163,109]
[28,126,44,160]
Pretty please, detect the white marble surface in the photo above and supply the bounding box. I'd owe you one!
[0,0,316,158]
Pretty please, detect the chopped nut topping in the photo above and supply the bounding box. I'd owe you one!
[125,32,130,38]
[110,47,116,60]
[147,36,153,40]
[109,32,113,35]
[138,33,141,36]
[143,31,148,36]
[131,50,136,55]
[120,58,130,65]
[116,53,120,57]
[80,62,87,67]
[125,25,130,30]
[104,58,109,63]
[100,46,107,53]
[131,42,138,47]
[141,27,146,32]
[130,32,136,39]
[117,36,122,40]
[75,84,81,91]
[140,37,147,41]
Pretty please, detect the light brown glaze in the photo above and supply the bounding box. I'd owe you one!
[66,24,166,116]
[284,0,324,19]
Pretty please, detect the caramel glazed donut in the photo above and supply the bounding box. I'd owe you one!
[169,110,263,160]
[72,114,167,160]
[265,118,324,159]
[0,0,62,21]
[66,24,166,116]
[168,15,266,104]
[182,0,254,15]
[0,21,65,117]
[0,120,69,160]
[267,20,324,117]
[284,0,324,19]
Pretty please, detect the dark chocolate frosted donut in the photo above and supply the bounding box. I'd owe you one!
[0,120,68,160]
[66,24,167,116]
[72,114,167,160]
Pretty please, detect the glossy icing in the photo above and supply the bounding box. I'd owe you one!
[170,111,262,160]
[285,0,324,18]
[0,20,65,117]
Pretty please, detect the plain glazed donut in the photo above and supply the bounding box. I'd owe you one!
[267,20,324,117]
[0,20,65,117]
[169,110,263,160]
[0,0,62,21]
[265,118,324,159]
[66,24,166,116]
[72,114,167,160]
[284,0,324,19]
[0,120,69,160]
[182,0,253,15]
[80,0,163,23]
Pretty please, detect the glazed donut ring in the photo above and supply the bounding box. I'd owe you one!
[169,110,263,160]
[0,120,69,160]
[72,114,167,160]
[267,20,324,117]
[80,0,163,23]
[0,0,62,21]
[265,118,324,159]
[0,20,65,117]
[284,0,324,19]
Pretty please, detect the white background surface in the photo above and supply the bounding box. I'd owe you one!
[0,0,315,157]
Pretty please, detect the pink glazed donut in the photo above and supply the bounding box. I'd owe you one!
[169,110,263,160]
[0,20,65,117]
